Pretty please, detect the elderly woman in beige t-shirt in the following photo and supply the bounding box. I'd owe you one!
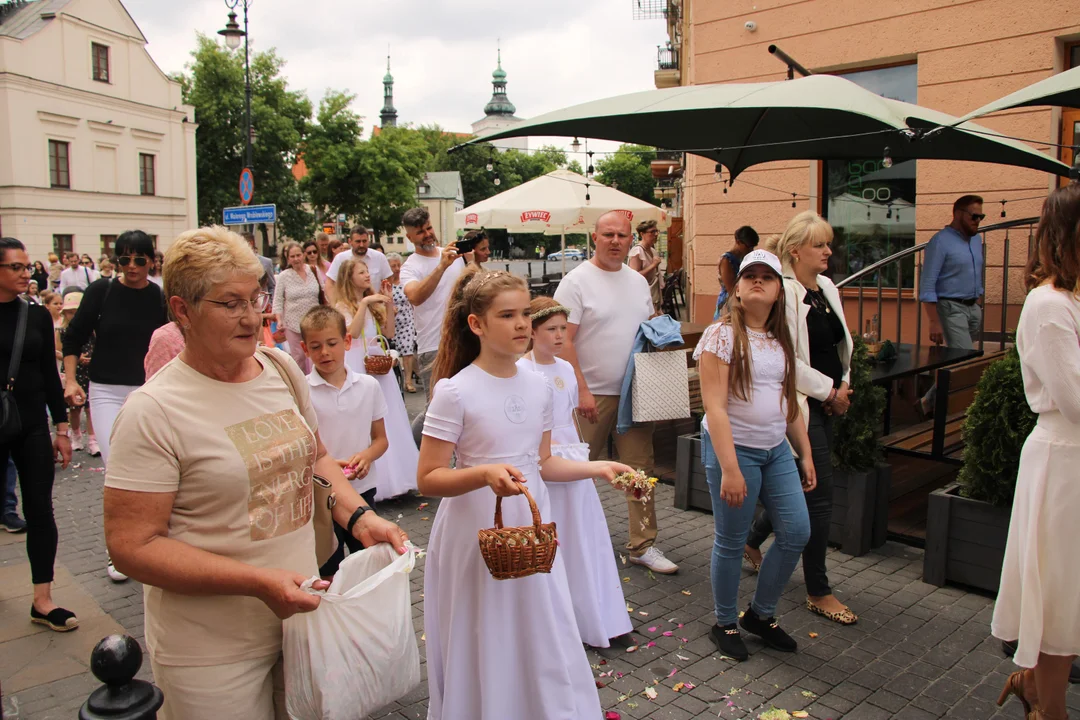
[102,226,408,720]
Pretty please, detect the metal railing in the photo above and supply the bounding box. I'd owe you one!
[835,216,1039,353]
[657,44,678,71]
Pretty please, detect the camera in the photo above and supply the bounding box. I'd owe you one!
[455,230,486,256]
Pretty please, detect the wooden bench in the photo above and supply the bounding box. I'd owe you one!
[881,350,1008,464]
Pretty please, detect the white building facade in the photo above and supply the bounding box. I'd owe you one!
[0,0,197,260]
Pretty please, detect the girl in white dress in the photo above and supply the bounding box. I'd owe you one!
[334,257,418,501]
[517,296,633,648]
[992,184,1080,720]
[419,268,634,720]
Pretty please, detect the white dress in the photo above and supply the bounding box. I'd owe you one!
[517,356,633,647]
[422,365,603,720]
[992,285,1080,667]
[338,305,418,501]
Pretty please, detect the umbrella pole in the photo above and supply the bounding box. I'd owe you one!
[561,232,566,276]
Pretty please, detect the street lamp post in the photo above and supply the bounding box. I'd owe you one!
[218,1,252,172]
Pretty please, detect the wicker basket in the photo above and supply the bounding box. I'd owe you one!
[478,484,558,580]
[363,334,393,376]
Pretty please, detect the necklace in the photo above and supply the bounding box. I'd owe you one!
[806,288,831,314]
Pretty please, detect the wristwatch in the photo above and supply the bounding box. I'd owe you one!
[346,505,372,536]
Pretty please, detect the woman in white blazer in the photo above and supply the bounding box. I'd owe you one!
[744,211,857,625]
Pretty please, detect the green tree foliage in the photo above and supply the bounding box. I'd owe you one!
[567,159,585,175]
[595,144,660,206]
[355,126,430,240]
[957,348,1037,507]
[301,90,366,219]
[833,337,887,472]
[177,35,313,241]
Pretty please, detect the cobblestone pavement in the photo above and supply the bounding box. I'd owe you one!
[2,439,1078,719]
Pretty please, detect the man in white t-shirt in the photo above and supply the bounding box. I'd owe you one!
[555,211,678,574]
[325,226,393,304]
[58,252,99,293]
[399,207,464,398]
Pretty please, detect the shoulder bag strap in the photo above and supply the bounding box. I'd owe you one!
[259,347,300,404]
[7,298,28,391]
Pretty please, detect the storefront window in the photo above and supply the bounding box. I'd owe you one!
[823,64,917,288]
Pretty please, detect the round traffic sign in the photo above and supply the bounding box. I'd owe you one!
[239,168,254,206]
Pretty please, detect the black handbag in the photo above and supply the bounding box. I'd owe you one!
[0,298,28,444]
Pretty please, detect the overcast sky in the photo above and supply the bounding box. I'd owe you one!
[123,0,670,154]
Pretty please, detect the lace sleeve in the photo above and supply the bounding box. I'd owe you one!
[693,322,732,364]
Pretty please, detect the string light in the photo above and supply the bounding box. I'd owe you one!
[1000,200,1007,218]
[791,193,797,208]
[714,162,723,183]
[886,204,893,219]
[584,183,591,204]
[587,151,595,176]
[882,146,893,169]
[493,175,501,186]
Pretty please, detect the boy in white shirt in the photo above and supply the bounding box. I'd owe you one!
[301,306,388,576]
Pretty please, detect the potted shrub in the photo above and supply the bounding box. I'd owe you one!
[924,348,1036,591]
[830,336,888,556]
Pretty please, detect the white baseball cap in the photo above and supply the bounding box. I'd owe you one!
[736,249,783,278]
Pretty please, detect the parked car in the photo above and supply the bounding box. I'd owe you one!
[547,249,584,261]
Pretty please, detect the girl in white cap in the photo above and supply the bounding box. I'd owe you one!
[693,248,816,662]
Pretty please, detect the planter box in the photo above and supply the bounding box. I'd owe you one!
[674,433,711,513]
[923,483,1010,592]
[676,434,891,559]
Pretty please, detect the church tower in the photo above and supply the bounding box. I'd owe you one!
[380,55,398,128]
[471,45,527,151]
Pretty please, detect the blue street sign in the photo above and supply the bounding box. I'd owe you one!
[223,204,277,225]
[239,168,255,205]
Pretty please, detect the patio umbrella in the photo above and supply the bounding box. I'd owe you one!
[954,65,1080,123]
[459,74,1070,181]
[455,168,669,273]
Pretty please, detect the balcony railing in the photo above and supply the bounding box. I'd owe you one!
[657,44,678,71]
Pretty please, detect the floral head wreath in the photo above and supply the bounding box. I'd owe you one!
[530,304,571,322]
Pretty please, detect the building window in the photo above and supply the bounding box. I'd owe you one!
[139,153,156,196]
[53,235,74,255]
[821,64,918,288]
[100,235,117,258]
[49,140,70,188]
[92,43,110,82]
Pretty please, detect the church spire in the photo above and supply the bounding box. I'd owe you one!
[483,43,516,117]
[380,54,398,128]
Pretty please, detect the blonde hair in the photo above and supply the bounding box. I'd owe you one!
[335,257,387,327]
[48,253,59,263]
[431,268,528,386]
[717,275,800,423]
[765,211,834,273]
[163,226,265,306]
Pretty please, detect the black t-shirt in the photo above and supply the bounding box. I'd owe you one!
[61,278,167,386]
[0,299,67,428]
[804,287,845,397]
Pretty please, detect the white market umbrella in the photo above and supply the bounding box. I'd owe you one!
[455,168,670,274]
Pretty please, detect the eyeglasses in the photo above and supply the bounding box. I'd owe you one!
[0,263,31,274]
[964,211,986,222]
[202,292,270,318]
[116,256,149,267]
[81,261,94,267]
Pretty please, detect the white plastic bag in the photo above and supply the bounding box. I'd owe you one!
[284,542,420,720]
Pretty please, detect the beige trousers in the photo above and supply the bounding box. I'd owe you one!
[152,652,285,720]
[577,394,657,556]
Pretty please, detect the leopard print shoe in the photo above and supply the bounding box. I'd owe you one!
[806,598,858,625]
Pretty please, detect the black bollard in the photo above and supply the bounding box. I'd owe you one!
[79,635,163,720]
[527,261,532,278]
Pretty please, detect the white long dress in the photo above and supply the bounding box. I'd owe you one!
[422,364,603,720]
[992,285,1080,668]
[339,306,418,501]
[517,356,633,647]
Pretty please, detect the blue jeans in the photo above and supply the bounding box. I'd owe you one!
[701,429,810,625]
[3,457,16,516]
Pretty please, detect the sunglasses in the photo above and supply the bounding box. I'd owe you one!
[81,261,94,266]
[116,256,149,267]
[964,211,986,222]
[304,249,318,255]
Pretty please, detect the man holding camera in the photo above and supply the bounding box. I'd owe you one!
[400,207,465,399]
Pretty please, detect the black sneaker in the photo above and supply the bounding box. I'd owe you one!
[740,606,797,653]
[1,512,26,533]
[709,623,748,661]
